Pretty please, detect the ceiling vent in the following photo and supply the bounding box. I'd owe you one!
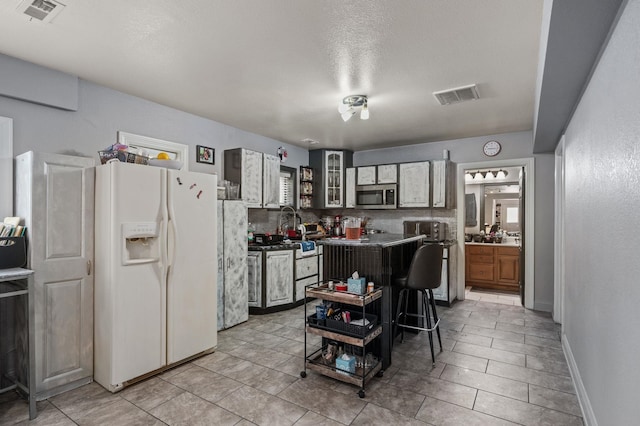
[17,0,66,23]
[433,84,480,106]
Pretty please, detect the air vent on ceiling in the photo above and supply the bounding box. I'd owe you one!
[433,84,480,106]
[18,0,66,23]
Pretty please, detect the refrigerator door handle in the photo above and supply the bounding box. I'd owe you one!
[167,218,177,269]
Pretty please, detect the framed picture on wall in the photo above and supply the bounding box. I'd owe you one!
[196,145,214,164]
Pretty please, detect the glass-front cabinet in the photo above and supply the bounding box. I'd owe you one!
[309,149,353,209]
[325,151,344,207]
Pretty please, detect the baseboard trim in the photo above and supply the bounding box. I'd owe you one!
[562,333,597,426]
[533,301,553,312]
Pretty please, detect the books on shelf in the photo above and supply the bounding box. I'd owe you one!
[0,217,27,238]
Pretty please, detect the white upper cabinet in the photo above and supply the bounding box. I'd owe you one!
[225,148,284,209]
[399,161,430,207]
[224,148,262,208]
[377,164,398,184]
[345,167,356,209]
[431,159,450,208]
[262,153,280,209]
[356,166,376,185]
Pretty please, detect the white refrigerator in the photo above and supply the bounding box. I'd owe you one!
[94,161,217,392]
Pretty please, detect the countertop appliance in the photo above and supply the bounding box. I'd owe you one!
[403,220,448,242]
[355,184,397,209]
[94,162,217,392]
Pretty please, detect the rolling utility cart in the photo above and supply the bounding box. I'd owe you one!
[300,282,383,398]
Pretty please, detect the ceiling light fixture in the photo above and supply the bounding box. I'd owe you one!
[338,95,369,122]
[466,169,511,182]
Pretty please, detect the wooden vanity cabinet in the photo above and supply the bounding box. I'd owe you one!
[466,245,520,291]
[496,247,520,286]
[466,245,495,284]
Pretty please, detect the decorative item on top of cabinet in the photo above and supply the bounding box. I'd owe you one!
[14,151,95,399]
[309,149,353,209]
[345,168,356,209]
[398,161,430,208]
[376,164,398,184]
[432,160,454,208]
[356,166,376,185]
[300,166,314,209]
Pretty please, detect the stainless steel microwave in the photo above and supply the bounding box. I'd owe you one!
[355,184,397,209]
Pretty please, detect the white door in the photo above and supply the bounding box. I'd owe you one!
[223,200,248,327]
[94,162,166,389]
[15,151,95,397]
[166,169,217,363]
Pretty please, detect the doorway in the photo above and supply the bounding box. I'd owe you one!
[456,158,535,310]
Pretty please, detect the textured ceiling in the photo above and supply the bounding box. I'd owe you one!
[0,0,544,151]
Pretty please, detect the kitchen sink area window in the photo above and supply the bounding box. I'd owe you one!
[279,165,296,207]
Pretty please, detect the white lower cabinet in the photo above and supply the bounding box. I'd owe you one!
[294,245,322,301]
[265,251,294,307]
[247,251,262,308]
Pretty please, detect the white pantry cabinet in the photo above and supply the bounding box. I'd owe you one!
[217,200,248,330]
[14,151,95,399]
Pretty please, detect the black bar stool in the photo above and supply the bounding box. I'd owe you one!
[393,243,443,366]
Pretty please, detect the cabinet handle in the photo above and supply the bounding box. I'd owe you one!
[87,260,92,275]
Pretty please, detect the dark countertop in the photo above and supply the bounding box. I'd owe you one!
[318,233,425,248]
[248,242,301,251]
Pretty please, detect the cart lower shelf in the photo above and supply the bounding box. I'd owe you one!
[303,351,382,388]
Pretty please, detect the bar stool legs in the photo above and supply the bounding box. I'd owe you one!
[393,288,442,366]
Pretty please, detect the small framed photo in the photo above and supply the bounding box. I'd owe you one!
[196,145,214,164]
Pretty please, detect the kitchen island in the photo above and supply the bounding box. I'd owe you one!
[318,234,425,369]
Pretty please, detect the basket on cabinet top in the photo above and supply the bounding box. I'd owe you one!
[98,150,149,165]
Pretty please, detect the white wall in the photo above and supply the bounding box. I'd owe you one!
[562,0,639,424]
[0,57,307,179]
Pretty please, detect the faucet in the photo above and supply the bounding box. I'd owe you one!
[278,206,299,236]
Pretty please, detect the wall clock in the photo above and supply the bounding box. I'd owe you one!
[483,140,501,157]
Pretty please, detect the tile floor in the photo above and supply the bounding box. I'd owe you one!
[1,288,582,425]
